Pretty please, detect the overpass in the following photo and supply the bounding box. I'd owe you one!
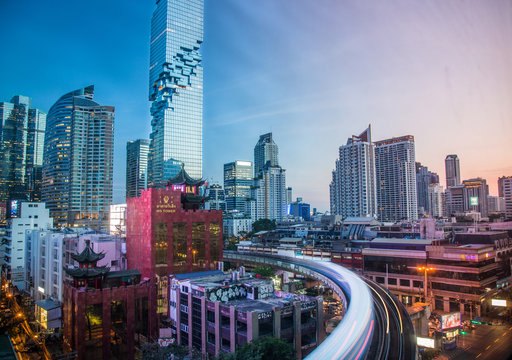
[223,251,417,360]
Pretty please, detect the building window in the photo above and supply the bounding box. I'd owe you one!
[154,223,168,276]
[173,223,187,272]
[400,279,410,287]
[388,278,397,285]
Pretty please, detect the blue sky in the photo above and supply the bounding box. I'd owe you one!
[1,0,511,211]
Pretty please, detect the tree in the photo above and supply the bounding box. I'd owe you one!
[141,342,202,360]
[252,219,276,233]
[216,336,295,360]
[251,265,275,279]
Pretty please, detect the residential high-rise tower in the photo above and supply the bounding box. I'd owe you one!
[42,85,114,229]
[148,0,204,185]
[375,135,418,222]
[126,139,150,198]
[330,126,377,218]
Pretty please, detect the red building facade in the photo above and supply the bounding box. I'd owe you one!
[126,179,223,315]
[126,186,223,278]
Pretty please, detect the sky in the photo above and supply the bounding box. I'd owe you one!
[1,0,511,211]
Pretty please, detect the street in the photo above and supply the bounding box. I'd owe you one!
[437,323,512,360]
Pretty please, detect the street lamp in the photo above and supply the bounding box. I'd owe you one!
[418,266,434,304]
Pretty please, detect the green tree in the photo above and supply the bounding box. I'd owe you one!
[252,265,275,279]
[216,336,295,360]
[141,342,201,360]
[252,219,276,233]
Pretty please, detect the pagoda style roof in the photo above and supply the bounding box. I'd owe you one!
[65,266,110,279]
[167,166,205,186]
[71,240,105,263]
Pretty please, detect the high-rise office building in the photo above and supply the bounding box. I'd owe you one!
[445,154,461,189]
[416,163,430,216]
[374,135,418,222]
[148,0,204,185]
[462,178,489,218]
[224,161,253,212]
[286,187,293,204]
[126,139,150,198]
[254,133,279,176]
[330,126,377,218]
[498,176,511,198]
[205,184,226,211]
[42,85,114,229]
[0,95,46,219]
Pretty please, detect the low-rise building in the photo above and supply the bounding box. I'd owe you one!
[3,202,53,289]
[35,299,61,331]
[223,216,252,238]
[170,270,323,358]
[63,241,157,360]
[362,241,500,317]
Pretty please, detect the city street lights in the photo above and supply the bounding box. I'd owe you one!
[418,266,434,303]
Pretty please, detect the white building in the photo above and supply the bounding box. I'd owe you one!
[26,229,65,302]
[428,184,445,218]
[501,176,512,219]
[3,202,53,289]
[223,216,252,238]
[109,203,127,236]
[374,135,418,222]
[257,165,287,221]
[330,126,377,218]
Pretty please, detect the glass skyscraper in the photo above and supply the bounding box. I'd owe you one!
[42,85,114,229]
[148,0,204,184]
[445,154,461,189]
[224,161,253,212]
[0,95,46,219]
[254,133,279,176]
[126,139,150,198]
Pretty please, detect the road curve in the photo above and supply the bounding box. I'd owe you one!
[223,251,417,360]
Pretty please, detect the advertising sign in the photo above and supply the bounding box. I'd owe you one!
[470,196,478,206]
[492,299,507,307]
[10,200,19,218]
[441,312,461,330]
[417,337,435,349]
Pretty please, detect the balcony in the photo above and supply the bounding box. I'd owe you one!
[207,343,216,355]
[221,325,230,339]
[207,321,215,334]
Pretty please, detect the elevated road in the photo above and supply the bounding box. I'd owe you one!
[223,251,417,360]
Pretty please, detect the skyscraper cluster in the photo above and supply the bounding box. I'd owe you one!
[0,96,46,220]
[330,126,419,221]
[331,127,508,221]
[221,133,288,222]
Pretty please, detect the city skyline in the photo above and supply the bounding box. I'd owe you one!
[1,0,511,211]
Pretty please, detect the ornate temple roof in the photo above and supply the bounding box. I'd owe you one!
[71,240,105,263]
[167,166,205,186]
[65,266,110,279]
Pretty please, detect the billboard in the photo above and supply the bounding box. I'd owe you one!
[441,312,461,330]
[417,337,435,349]
[10,200,19,218]
[492,299,507,307]
[470,196,478,206]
